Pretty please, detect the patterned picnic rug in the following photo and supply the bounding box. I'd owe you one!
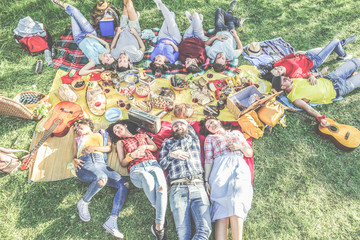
[50,26,240,76]
[242,37,295,72]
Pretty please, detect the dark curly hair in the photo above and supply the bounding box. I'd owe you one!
[186,64,201,73]
[149,62,182,74]
[106,120,141,143]
[213,63,226,73]
[75,118,95,132]
[258,64,275,82]
[199,116,237,136]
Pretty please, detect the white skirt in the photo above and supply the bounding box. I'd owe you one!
[209,153,253,222]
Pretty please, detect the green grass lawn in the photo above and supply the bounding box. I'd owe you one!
[1,0,360,239]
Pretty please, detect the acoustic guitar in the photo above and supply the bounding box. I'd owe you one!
[20,101,83,170]
[289,110,360,152]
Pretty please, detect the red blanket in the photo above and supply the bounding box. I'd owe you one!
[148,121,254,184]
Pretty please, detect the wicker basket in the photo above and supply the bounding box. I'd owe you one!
[0,95,35,120]
[13,91,49,109]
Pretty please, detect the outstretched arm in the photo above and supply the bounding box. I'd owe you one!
[230,29,243,55]
[79,59,104,75]
[293,99,330,127]
[87,34,110,52]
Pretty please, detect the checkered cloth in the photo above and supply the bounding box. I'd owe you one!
[49,25,113,71]
[50,26,239,76]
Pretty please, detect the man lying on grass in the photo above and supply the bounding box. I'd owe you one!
[271,58,360,127]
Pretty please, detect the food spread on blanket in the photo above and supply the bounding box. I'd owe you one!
[86,82,106,116]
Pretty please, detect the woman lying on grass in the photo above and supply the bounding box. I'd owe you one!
[107,120,168,239]
[52,0,116,75]
[259,36,356,84]
[200,116,253,240]
[149,0,182,75]
[72,119,128,239]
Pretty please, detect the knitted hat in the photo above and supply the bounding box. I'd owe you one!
[172,119,188,127]
[272,76,282,91]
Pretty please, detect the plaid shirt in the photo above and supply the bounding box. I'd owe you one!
[204,130,247,164]
[121,133,155,171]
[159,125,203,181]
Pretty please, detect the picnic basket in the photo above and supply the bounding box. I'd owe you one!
[0,95,36,120]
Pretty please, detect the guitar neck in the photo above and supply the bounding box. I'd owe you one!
[287,109,318,123]
[29,120,60,155]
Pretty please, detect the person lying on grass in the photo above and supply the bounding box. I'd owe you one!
[259,36,356,83]
[107,120,168,240]
[149,0,182,75]
[178,11,207,74]
[200,116,253,240]
[205,0,245,72]
[110,0,145,72]
[72,118,128,239]
[271,58,360,128]
[52,0,116,75]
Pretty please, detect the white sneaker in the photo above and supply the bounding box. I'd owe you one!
[185,11,192,23]
[103,216,124,239]
[153,0,162,9]
[77,199,90,222]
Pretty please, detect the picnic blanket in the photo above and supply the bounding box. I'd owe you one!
[27,65,268,183]
[50,26,240,76]
[242,37,295,72]
[28,121,254,184]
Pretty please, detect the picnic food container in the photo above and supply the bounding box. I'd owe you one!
[71,79,86,91]
[105,108,122,122]
[99,15,115,36]
[123,73,139,85]
[135,84,151,98]
[139,72,156,86]
[170,74,189,91]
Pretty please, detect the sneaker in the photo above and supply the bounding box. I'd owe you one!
[185,11,192,23]
[151,224,166,240]
[336,53,353,61]
[153,0,162,9]
[103,216,124,239]
[227,0,237,13]
[77,199,90,222]
[340,35,356,48]
[51,0,65,10]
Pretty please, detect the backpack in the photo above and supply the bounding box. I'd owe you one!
[14,28,53,56]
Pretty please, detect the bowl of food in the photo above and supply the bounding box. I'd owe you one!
[71,79,86,91]
[170,74,189,91]
[105,108,122,122]
[135,84,151,98]
[123,73,139,85]
[148,87,175,109]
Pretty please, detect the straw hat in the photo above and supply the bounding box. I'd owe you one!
[96,1,110,11]
[246,42,262,56]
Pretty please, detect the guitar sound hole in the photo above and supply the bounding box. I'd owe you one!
[328,125,338,132]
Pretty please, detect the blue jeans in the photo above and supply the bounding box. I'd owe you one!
[158,4,182,45]
[130,160,167,226]
[169,184,212,240]
[76,153,128,216]
[65,5,97,46]
[306,39,347,69]
[214,8,239,32]
[183,15,206,41]
[326,58,360,97]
